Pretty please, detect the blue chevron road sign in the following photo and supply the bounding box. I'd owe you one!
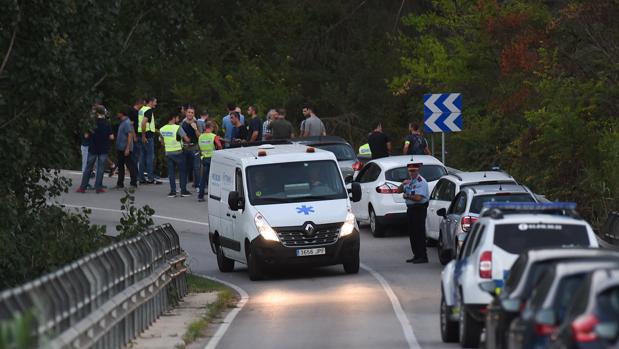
[423,93,462,133]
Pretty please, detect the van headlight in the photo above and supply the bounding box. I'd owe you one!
[254,214,279,241]
[340,212,356,237]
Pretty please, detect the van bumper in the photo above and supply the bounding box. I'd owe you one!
[251,229,360,267]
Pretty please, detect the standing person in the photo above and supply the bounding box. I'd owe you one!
[137,97,161,185]
[246,105,262,142]
[301,104,326,137]
[269,108,294,140]
[197,121,222,202]
[398,162,429,264]
[80,132,91,174]
[230,111,248,145]
[197,109,209,133]
[129,98,144,164]
[76,106,114,193]
[114,110,138,189]
[403,121,431,155]
[181,105,201,188]
[160,113,191,197]
[367,120,391,159]
[222,103,245,147]
[262,109,277,141]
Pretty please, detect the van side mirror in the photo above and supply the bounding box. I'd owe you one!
[351,182,361,202]
[228,191,244,211]
[437,208,447,217]
[345,175,354,184]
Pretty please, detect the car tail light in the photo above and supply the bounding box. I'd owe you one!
[461,216,478,232]
[535,323,556,336]
[352,161,364,171]
[571,314,599,342]
[376,183,399,194]
[479,251,492,279]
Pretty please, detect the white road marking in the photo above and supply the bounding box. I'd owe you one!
[198,274,249,349]
[62,204,209,226]
[361,263,421,349]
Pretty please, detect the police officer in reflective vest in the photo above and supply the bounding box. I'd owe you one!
[358,143,371,157]
[197,121,222,202]
[160,113,190,198]
[399,161,429,264]
[137,97,161,184]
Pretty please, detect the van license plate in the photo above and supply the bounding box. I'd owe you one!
[296,248,326,257]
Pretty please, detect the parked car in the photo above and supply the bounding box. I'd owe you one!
[294,136,363,183]
[350,155,447,237]
[427,171,518,242]
[440,202,599,348]
[550,269,619,349]
[436,183,537,265]
[483,248,619,349]
[507,261,619,349]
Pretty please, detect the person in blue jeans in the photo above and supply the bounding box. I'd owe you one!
[181,106,201,188]
[197,122,222,202]
[137,97,161,184]
[76,106,114,193]
[160,113,191,197]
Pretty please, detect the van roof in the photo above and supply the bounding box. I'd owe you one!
[212,143,337,166]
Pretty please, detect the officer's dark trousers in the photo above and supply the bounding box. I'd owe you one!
[117,150,138,187]
[407,203,428,259]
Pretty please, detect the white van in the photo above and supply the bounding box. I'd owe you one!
[207,144,362,280]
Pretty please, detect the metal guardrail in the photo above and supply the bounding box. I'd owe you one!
[598,211,619,250]
[0,223,188,349]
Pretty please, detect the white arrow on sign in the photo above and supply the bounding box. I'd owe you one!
[443,93,461,113]
[443,112,461,131]
[424,94,442,113]
[425,112,443,133]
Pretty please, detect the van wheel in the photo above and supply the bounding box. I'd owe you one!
[343,251,360,274]
[437,232,452,266]
[459,304,482,348]
[369,207,385,237]
[440,290,459,342]
[246,243,263,281]
[216,243,235,272]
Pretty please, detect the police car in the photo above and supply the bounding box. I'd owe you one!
[440,202,599,348]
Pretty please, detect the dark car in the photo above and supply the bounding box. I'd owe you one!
[294,136,363,182]
[507,260,619,349]
[482,248,619,349]
[550,269,619,349]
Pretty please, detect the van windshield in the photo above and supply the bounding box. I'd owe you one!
[246,160,348,205]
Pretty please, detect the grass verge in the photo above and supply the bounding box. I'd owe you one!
[181,274,237,346]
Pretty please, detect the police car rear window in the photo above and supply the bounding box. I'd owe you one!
[493,224,590,255]
[386,165,447,182]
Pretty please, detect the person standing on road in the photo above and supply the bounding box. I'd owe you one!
[160,113,191,198]
[262,109,277,141]
[403,121,431,155]
[398,162,429,264]
[358,143,371,157]
[137,97,161,185]
[269,108,294,140]
[367,121,391,159]
[246,105,262,142]
[230,111,248,145]
[114,110,138,189]
[197,109,209,133]
[129,98,144,165]
[222,103,245,147]
[181,105,201,188]
[197,121,222,202]
[77,106,114,193]
[301,104,326,137]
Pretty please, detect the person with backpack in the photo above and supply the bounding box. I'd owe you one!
[403,121,431,155]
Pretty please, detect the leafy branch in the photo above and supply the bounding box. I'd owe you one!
[115,189,155,239]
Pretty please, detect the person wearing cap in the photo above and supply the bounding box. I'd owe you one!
[398,161,430,264]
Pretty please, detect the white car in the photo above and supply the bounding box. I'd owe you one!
[350,155,447,237]
[426,171,518,241]
[440,202,599,348]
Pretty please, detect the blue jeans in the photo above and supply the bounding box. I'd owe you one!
[184,149,201,185]
[166,152,187,194]
[138,137,154,181]
[80,153,108,189]
[81,145,89,173]
[198,158,211,199]
[133,139,142,170]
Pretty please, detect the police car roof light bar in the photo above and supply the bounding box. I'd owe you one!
[480,202,580,220]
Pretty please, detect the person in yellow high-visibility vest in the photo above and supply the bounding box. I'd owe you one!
[358,143,371,157]
[160,113,190,197]
[137,97,161,185]
[197,121,222,202]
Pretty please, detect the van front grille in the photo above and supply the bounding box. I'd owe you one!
[274,223,341,247]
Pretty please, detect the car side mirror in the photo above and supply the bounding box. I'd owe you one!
[596,322,619,340]
[345,175,354,184]
[437,208,447,217]
[535,308,556,325]
[228,191,244,211]
[351,182,361,202]
[479,280,497,296]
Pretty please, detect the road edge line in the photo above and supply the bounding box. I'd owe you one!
[197,274,249,349]
[62,204,209,226]
[361,263,421,349]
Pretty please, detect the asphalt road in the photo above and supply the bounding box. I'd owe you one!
[59,170,457,349]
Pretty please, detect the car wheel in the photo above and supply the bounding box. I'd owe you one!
[441,289,459,342]
[459,304,482,348]
[437,231,452,265]
[246,243,263,281]
[369,207,385,237]
[216,242,235,272]
[343,250,360,274]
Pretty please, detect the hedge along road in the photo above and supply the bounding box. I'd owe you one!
[59,170,458,349]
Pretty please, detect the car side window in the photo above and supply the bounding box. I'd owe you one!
[359,164,380,183]
[235,168,244,199]
[444,181,456,201]
[460,225,479,259]
[355,164,372,183]
[431,179,445,200]
[470,225,485,253]
[450,193,467,214]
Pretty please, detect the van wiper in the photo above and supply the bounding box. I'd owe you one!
[257,197,291,203]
